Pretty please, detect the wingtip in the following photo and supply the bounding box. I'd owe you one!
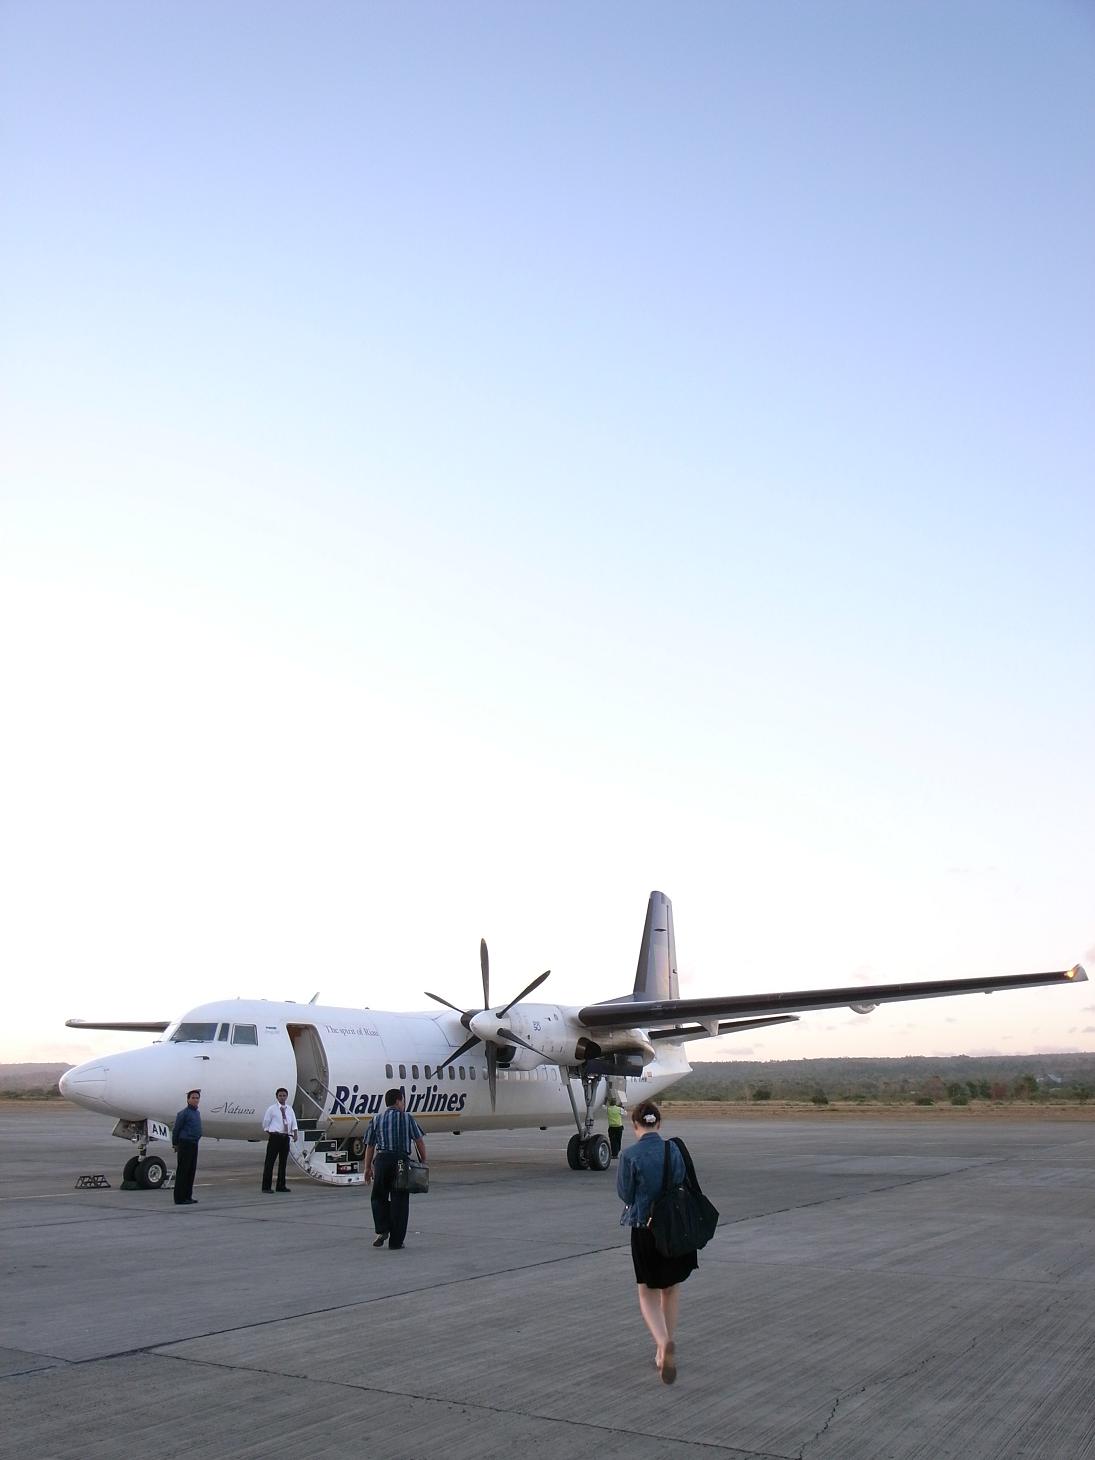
[1066,964,1088,983]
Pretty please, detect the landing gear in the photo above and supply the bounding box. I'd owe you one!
[564,1068,613,1172]
[584,1134,611,1171]
[344,1136,367,1162]
[566,1132,611,1171]
[114,1118,173,1191]
[136,1155,168,1189]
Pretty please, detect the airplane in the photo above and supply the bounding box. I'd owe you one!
[60,891,1087,1191]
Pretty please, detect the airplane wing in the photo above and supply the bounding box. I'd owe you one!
[578,965,1087,1032]
[65,1019,171,1032]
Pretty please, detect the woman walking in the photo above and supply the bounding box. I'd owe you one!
[616,1099,698,1384]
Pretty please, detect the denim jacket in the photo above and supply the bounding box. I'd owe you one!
[616,1131,686,1227]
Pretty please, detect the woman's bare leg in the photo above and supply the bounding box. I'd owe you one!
[637,1284,669,1361]
[660,1284,680,1342]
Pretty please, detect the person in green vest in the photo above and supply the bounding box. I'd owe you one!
[606,1091,625,1161]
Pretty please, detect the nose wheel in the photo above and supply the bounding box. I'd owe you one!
[119,1124,171,1190]
[136,1155,168,1189]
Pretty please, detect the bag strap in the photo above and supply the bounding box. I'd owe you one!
[670,1137,705,1194]
[660,1137,673,1197]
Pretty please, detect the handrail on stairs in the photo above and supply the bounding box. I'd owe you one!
[294,1083,370,1138]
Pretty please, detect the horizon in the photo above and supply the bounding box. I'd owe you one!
[12,1042,1095,1074]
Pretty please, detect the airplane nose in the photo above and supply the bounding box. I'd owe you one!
[59,1061,110,1108]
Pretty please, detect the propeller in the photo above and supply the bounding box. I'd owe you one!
[424,939,550,1112]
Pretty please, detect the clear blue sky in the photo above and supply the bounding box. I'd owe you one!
[2,1,1093,1064]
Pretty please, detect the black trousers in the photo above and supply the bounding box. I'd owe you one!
[174,1140,198,1203]
[608,1125,623,1159]
[262,1133,291,1190]
[370,1150,410,1247]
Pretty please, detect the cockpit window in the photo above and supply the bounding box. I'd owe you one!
[217,1024,230,1041]
[169,1023,218,1043]
[231,1024,258,1046]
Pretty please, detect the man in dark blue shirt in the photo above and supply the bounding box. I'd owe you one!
[171,1089,202,1205]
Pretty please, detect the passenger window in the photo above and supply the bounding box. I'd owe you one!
[217,1024,230,1041]
[412,1065,419,1079]
[385,1064,393,1079]
[231,1025,258,1046]
[424,1065,432,1079]
[469,1068,475,1081]
[398,1064,406,1079]
[169,1023,217,1043]
[459,1065,465,1079]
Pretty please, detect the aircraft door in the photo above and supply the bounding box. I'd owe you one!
[287,1025,330,1125]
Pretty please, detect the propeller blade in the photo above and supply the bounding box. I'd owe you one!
[425,991,465,1015]
[480,938,490,1011]
[497,1027,548,1058]
[487,1043,497,1113]
[435,1034,482,1071]
[496,970,550,1017]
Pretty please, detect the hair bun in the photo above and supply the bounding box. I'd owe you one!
[642,1112,657,1125]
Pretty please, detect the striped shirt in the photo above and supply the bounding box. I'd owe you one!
[365,1106,424,1154]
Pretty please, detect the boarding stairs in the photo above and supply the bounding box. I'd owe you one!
[290,1087,369,1187]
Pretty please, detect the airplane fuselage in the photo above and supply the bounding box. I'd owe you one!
[60,997,691,1141]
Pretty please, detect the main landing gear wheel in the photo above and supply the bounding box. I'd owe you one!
[344,1136,366,1162]
[583,1134,611,1171]
[567,1134,589,1170]
[122,1156,140,1183]
[136,1155,168,1190]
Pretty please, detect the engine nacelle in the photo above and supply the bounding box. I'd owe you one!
[575,1027,656,1067]
[493,1007,656,1068]
[582,1052,646,1077]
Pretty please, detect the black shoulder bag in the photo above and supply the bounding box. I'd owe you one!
[393,1154,430,1194]
[648,1137,719,1259]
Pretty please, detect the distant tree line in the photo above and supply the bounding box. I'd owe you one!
[666,1053,1095,1105]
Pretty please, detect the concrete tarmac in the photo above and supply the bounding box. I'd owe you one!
[3,1104,1095,1459]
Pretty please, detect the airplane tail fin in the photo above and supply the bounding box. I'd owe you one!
[632,890,678,1002]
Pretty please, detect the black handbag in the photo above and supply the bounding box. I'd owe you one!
[393,1155,429,1194]
[648,1137,719,1258]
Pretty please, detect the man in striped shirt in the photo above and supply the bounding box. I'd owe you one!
[364,1088,427,1250]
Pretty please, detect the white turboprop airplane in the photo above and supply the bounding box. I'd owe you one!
[60,891,1087,1191]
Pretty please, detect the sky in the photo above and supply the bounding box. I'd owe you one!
[2,1,1093,1069]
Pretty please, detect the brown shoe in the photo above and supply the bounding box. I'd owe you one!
[660,1342,677,1385]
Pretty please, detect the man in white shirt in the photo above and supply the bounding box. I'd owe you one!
[261,1087,299,1193]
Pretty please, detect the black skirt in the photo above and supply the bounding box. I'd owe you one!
[630,1225,698,1289]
